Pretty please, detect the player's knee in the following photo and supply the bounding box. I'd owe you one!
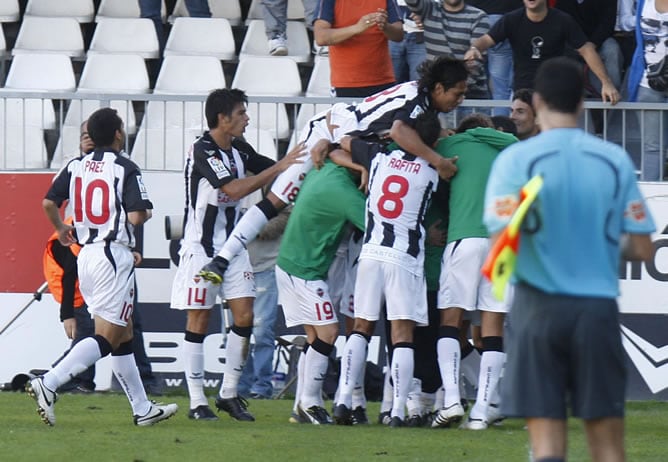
[262,195,283,216]
[438,325,460,340]
[311,337,335,357]
[481,336,503,352]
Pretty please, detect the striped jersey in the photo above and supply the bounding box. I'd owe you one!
[45,149,153,248]
[345,81,433,138]
[180,132,274,257]
[405,0,490,97]
[361,147,438,276]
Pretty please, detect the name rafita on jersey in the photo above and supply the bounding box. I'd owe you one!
[84,159,105,172]
[206,155,231,180]
[388,157,422,174]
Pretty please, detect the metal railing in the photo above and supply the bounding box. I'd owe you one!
[0,90,665,180]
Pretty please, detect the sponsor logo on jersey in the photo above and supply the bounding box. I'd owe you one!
[491,195,519,218]
[207,156,231,179]
[621,325,668,394]
[625,200,647,222]
[409,105,424,119]
[136,175,150,200]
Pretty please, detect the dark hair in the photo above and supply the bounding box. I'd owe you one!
[87,107,122,147]
[205,88,248,129]
[512,88,535,111]
[417,56,468,93]
[414,111,442,147]
[491,115,518,136]
[534,57,584,113]
[456,113,493,133]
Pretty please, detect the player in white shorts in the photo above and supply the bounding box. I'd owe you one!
[199,56,469,286]
[333,111,443,428]
[170,88,303,422]
[430,114,517,430]
[34,108,178,428]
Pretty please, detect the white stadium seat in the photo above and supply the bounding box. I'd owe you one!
[164,17,235,61]
[131,127,203,170]
[0,125,48,169]
[239,20,311,63]
[0,0,20,22]
[13,16,85,59]
[96,0,166,22]
[306,56,332,97]
[25,0,95,23]
[246,0,305,21]
[88,18,160,59]
[232,56,302,140]
[243,126,278,161]
[169,0,242,26]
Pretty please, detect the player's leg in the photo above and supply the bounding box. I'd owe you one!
[388,319,416,427]
[584,417,625,462]
[526,418,568,461]
[170,251,220,420]
[463,310,505,430]
[289,342,308,423]
[299,322,337,424]
[432,307,465,428]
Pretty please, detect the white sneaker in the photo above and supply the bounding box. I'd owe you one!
[312,43,329,56]
[134,402,179,426]
[487,403,505,426]
[26,377,57,426]
[460,416,488,430]
[268,35,288,56]
[431,402,465,428]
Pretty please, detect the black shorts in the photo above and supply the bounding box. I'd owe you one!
[500,282,626,420]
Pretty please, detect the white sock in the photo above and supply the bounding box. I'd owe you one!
[336,334,367,408]
[469,351,506,421]
[437,337,461,408]
[293,349,307,413]
[112,353,152,416]
[351,363,367,410]
[421,391,437,414]
[406,377,423,417]
[300,346,329,409]
[217,205,270,261]
[390,347,414,420]
[380,361,393,413]
[44,336,102,391]
[433,387,445,412]
[219,330,249,399]
[184,340,207,408]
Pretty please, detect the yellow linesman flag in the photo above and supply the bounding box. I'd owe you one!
[482,174,544,300]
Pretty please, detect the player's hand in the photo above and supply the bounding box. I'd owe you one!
[80,131,95,154]
[358,166,369,195]
[63,318,76,339]
[601,81,620,105]
[57,224,76,246]
[277,142,306,173]
[427,219,446,247]
[436,156,458,180]
[310,139,331,170]
[132,251,142,266]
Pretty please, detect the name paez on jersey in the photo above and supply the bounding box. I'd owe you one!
[207,156,231,180]
[84,160,105,172]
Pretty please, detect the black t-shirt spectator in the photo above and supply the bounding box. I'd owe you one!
[488,8,588,90]
[467,0,523,15]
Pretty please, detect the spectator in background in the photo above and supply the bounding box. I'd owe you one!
[406,0,491,118]
[491,115,518,136]
[238,207,290,400]
[554,0,623,97]
[139,0,211,53]
[314,1,403,97]
[468,0,523,116]
[628,0,668,181]
[389,0,427,83]
[614,0,637,70]
[465,0,621,105]
[510,88,540,140]
[263,0,321,56]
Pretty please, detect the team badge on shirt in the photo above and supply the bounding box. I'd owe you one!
[136,175,149,200]
[626,200,647,222]
[491,195,519,219]
[207,156,231,179]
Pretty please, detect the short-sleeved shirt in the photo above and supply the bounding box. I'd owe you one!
[488,8,588,90]
[316,0,401,88]
[437,127,517,242]
[467,0,523,15]
[277,161,366,281]
[484,128,656,298]
[45,149,153,248]
[180,132,275,257]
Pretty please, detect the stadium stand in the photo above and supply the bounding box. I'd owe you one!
[24,0,94,23]
[240,19,310,63]
[0,0,19,23]
[88,17,160,59]
[169,0,243,26]
[96,0,166,22]
[246,0,305,22]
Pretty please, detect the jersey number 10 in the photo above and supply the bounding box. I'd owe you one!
[73,177,111,224]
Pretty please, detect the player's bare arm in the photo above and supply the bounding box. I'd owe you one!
[310,138,332,170]
[389,119,458,180]
[621,233,655,261]
[328,146,369,193]
[221,142,305,201]
[127,209,152,226]
[42,198,76,246]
